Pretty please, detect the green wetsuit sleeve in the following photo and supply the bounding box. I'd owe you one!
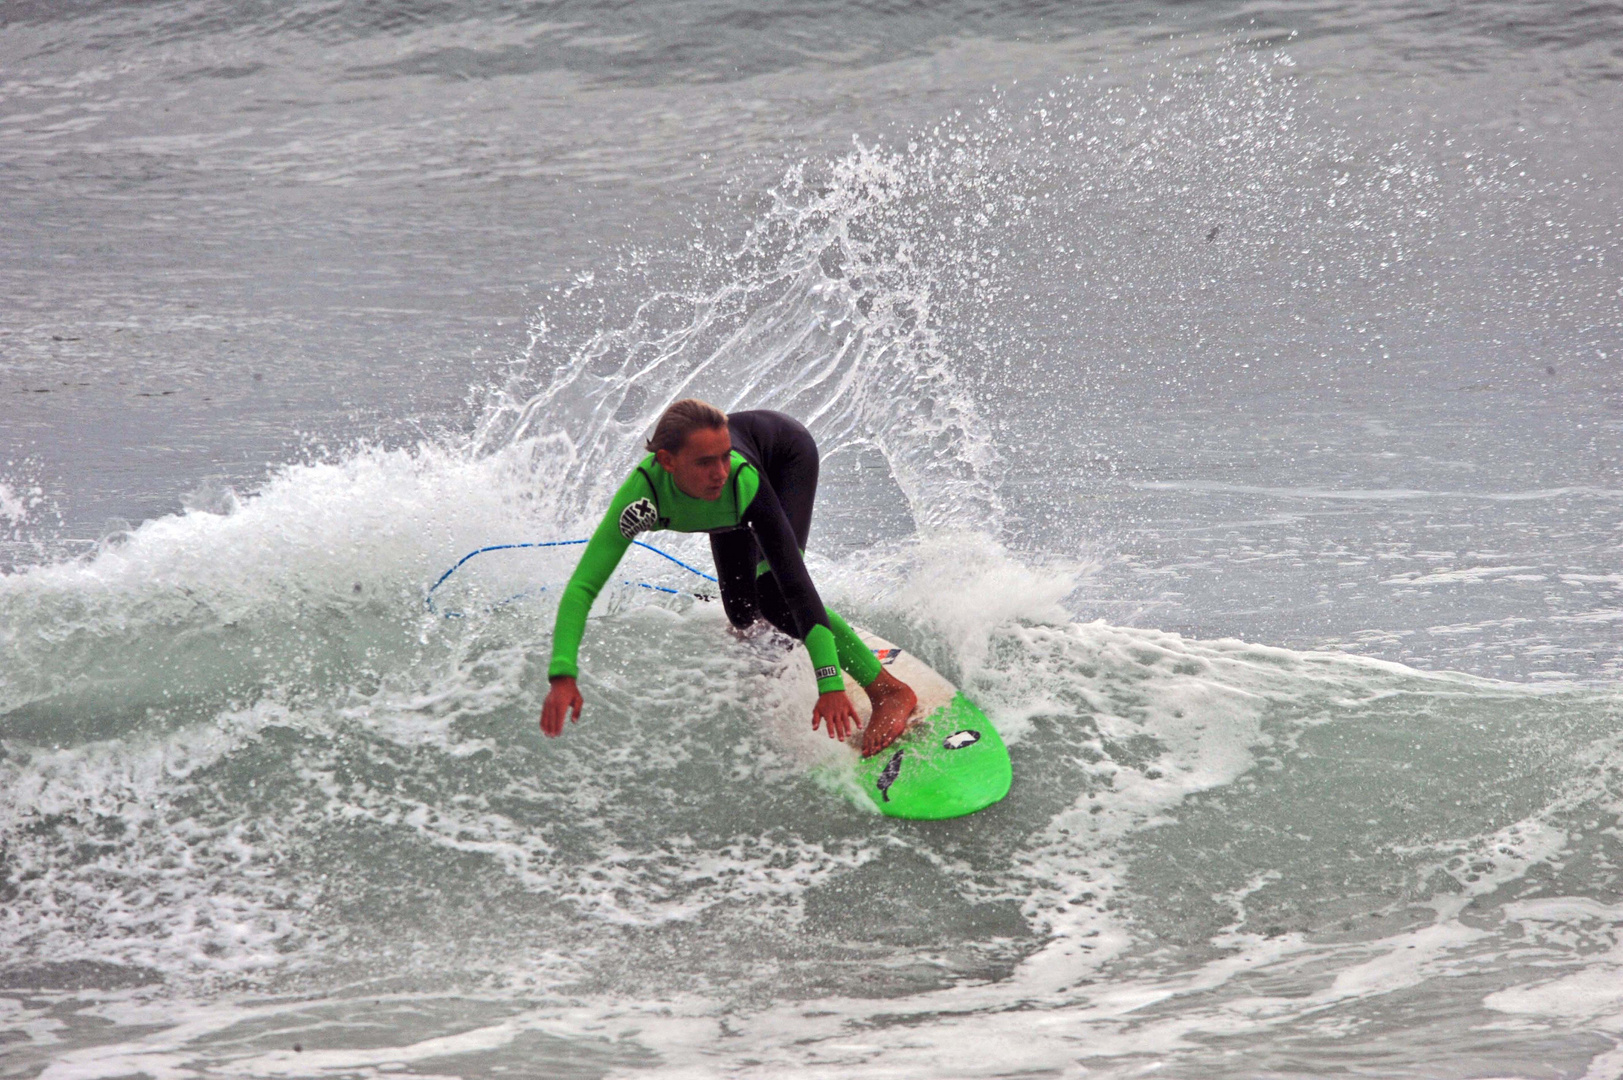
[802,624,844,695]
[799,611,884,693]
[547,471,648,680]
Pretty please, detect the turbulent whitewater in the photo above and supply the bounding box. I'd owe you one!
[2,1,1622,1077]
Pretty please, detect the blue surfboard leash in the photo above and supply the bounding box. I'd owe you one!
[425,538,718,618]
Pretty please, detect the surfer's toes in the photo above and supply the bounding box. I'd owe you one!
[861,725,900,758]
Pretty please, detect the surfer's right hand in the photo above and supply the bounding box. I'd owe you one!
[540,676,583,737]
[812,690,861,742]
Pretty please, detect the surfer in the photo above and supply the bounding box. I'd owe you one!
[538,400,918,756]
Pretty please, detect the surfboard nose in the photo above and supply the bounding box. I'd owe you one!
[859,693,1011,820]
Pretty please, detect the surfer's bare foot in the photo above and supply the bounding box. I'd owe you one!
[860,669,917,758]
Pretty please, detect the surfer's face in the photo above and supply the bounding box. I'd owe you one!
[657,425,732,500]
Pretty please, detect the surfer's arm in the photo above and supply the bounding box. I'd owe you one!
[739,481,846,696]
[546,473,647,683]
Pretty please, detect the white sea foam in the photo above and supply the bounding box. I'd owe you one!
[5,489,1618,1074]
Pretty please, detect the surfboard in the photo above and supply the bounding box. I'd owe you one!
[826,627,1012,820]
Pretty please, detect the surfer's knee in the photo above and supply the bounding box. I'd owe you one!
[720,592,759,629]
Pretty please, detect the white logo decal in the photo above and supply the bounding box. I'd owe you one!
[942,729,981,750]
[619,498,659,539]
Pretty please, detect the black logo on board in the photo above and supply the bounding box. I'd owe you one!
[876,748,904,803]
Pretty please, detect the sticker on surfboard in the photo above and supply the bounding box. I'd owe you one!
[875,749,904,803]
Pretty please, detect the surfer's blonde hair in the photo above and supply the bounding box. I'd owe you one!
[646,398,728,455]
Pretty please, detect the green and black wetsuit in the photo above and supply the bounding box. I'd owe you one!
[547,410,883,695]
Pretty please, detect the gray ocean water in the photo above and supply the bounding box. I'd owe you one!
[3,1,1622,1077]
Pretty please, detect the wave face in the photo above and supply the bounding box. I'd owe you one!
[3,1,1623,1077]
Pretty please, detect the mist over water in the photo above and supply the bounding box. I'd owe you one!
[4,1,1623,1077]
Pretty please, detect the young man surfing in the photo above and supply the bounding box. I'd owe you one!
[538,399,917,755]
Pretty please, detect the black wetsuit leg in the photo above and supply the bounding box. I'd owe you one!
[728,410,819,550]
[710,410,821,633]
[753,571,801,638]
[709,528,761,629]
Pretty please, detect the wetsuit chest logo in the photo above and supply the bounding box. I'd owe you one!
[619,498,659,538]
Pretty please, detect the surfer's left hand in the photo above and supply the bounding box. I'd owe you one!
[540,675,583,737]
[812,690,861,741]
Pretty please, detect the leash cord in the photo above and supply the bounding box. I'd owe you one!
[425,538,718,617]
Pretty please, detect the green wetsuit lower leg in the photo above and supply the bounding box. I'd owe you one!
[827,607,883,687]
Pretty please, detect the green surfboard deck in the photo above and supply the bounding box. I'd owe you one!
[816,627,1011,820]
[853,690,1012,819]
